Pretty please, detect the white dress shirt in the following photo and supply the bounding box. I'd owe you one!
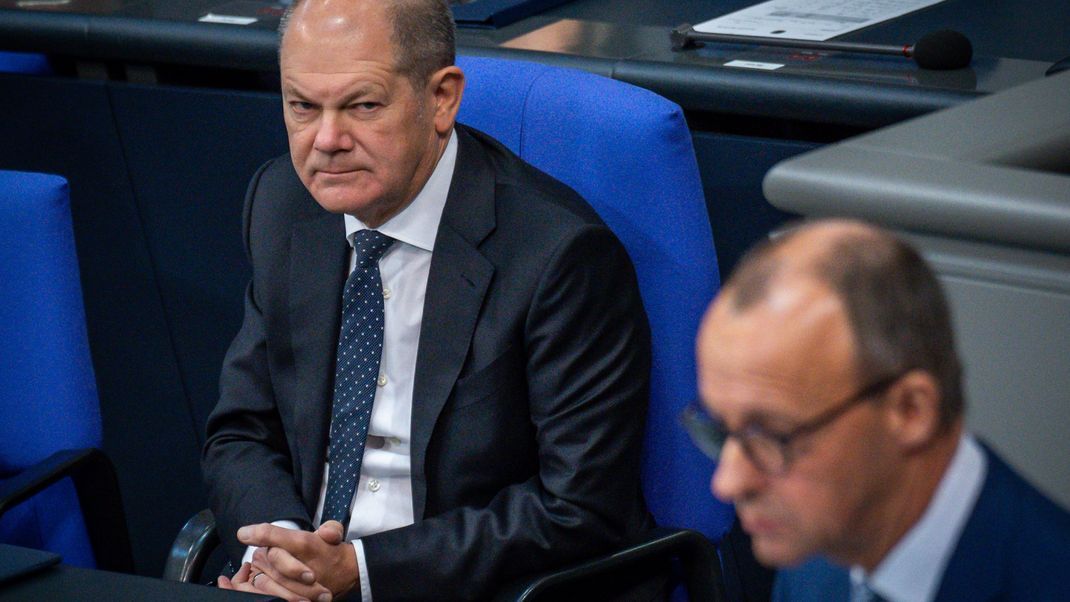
[850,433,988,602]
[243,130,457,602]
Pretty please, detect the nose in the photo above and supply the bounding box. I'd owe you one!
[313,111,354,154]
[711,438,764,502]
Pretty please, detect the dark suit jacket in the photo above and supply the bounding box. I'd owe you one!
[203,125,655,600]
[772,442,1070,601]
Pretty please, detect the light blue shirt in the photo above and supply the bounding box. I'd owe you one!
[850,434,987,602]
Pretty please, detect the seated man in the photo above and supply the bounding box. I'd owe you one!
[690,220,1070,601]
[203,0,654,599]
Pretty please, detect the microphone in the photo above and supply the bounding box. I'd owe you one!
[671,25,973,70]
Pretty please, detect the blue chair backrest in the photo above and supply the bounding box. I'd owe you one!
[0,170,101,568]
[0,51,52,75]
[456,56,734,541]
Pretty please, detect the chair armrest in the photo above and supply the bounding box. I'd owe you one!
[493,527,725,601]
[0,448,133,572]
[165,509,219,583]
[163,515,725,598]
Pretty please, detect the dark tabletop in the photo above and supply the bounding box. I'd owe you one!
[2,0,1067,127]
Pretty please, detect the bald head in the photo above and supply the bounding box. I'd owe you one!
[724,221,883,312]
[710,219,964,428]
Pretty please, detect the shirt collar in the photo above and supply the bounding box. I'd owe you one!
[852,433,987,602]
[344,128,457,253]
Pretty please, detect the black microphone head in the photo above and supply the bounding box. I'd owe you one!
[913,29,973,70]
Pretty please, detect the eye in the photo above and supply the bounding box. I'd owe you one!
[351,101,381,112]
[289,101,317,115]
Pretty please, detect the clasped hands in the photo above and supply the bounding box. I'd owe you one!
[218,520,359,602]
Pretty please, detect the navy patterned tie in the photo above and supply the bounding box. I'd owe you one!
[322,229,394,529]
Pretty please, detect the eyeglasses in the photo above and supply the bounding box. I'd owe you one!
[680,372,905,476]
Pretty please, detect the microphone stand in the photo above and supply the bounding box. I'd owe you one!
[671,23,915,57]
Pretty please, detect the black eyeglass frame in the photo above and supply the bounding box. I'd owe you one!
[680,371,907,476]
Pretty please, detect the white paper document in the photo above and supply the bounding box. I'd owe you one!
[199,13,258,25]
[694,0,946,41]
[723,60,784,71]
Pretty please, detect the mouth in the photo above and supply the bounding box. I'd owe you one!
[738,510,780,536]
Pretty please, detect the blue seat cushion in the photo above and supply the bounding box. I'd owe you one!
[0,51,51,75]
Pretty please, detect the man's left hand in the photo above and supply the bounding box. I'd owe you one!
[239,521,359,599]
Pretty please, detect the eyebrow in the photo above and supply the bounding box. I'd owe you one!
[340,85,387,106]
[282,82,384,104]
[734,408,798,433]
[282,83,310,100]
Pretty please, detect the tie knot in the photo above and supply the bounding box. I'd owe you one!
[352,229,394,267]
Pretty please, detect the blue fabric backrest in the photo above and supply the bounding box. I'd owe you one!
[456,56,733,541]
[0,170,101,568]
[0,51,52,75]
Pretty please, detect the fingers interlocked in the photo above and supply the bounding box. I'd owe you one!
[252,546,331,601]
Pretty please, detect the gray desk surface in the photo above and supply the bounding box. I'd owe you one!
[763,69,1070,254]
[1,0,1066,128]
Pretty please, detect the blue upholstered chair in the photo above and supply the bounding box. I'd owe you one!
[456,55,729,599]
[0,51,51,75]
[0,170,131,571]
[168,57,730,597]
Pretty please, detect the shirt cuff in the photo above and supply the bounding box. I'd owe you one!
[241,520,302,565]
[354,539,373,602]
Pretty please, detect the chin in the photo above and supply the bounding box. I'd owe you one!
[751,536,812,568]
[308,185,377,215]
[313,196,372,215]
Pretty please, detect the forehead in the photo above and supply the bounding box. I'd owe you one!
[280,1,397,74]
[697,277,859,422]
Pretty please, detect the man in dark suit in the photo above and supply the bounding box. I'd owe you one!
[203,0,653,600]
[687,220,1070,601]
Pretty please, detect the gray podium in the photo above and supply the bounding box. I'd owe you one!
[763,70,1070,510]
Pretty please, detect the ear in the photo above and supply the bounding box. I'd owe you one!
[429,65,465,136]
[883,370,943,450]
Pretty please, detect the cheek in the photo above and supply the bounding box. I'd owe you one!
[370,136,407,166]
[776,478,841,534]
[784,444,881,543]
[372,133,428,183]
[287,128,315,163]
[351,127,405,170]
[752,471,861,565]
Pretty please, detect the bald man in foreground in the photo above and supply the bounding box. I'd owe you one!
[687,220,1070,601]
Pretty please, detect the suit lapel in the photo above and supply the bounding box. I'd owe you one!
[289,209,350,510]
[410,127,496,519]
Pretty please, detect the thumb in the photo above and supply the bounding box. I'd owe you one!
[317,520,346,544]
